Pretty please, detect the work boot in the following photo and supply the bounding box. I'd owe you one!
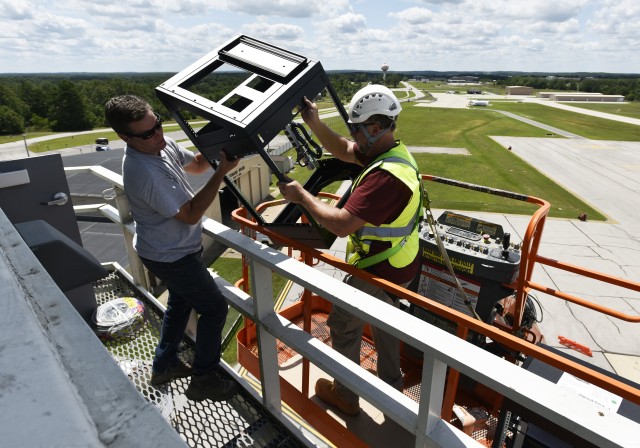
[150,359,192,385]
[185,370,240,402]
[315,378,360,416]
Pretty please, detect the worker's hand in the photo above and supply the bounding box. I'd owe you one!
[277,179,305,204]
[218,150,239,174]
[299,96,320,126]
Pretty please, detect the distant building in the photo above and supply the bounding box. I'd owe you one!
[538,92,624,102]
[448,76,479,84]
[506,86,534,95]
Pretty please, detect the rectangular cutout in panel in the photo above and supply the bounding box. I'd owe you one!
[180,62,252,103]
[223,94,253,113]
[247,76,274,93]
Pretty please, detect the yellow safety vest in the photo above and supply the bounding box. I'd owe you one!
[346,142,423,269]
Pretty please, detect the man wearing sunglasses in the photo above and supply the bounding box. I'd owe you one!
[104,95,239,402]
[278,84,422,417]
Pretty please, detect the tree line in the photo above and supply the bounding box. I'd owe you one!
[0,72,377,135]
[0,71,636,135]
[0,73,237,135]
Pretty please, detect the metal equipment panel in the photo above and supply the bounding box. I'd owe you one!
[0,154,101,321]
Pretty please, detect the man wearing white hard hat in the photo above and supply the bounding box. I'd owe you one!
[278,85,422,416]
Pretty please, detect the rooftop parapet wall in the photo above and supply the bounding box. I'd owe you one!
[0,209,185,448]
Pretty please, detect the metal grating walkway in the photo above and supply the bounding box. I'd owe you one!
[93,271,306,448]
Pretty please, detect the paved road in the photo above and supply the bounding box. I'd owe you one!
[416,91,640,125]
[492,137,640,225]
[398,81,426,102]
[0,138,125,161]
[482,136,640,378]
[494,110,585,139]
[525,98,640,126]
[0,128,115,161]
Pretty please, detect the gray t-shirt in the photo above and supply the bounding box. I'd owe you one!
[122,137,200,262]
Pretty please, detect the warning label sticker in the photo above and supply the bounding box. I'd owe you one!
[417,262,480,317]
[421,247,475,275]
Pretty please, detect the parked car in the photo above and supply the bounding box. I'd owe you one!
[95,145,111,151]
[95,138,109,145]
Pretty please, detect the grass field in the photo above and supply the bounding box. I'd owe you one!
[568,101,640,120]
[488,101,640,141]
[318,104,607,220]
[0,132,55,145]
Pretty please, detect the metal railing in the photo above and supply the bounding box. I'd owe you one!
[65,165,149,290]
[64,165,638,448]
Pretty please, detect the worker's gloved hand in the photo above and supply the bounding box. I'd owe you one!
[299,96,320,127]
[219,150,239,174]
[277,179,305,204]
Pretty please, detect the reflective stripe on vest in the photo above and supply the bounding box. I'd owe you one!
[355,157,420,240]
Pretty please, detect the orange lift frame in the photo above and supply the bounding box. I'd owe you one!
[231,174,640,446]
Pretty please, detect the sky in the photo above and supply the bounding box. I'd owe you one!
[1,0,639,74]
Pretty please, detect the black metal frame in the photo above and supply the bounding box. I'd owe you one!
[155,34,354,248]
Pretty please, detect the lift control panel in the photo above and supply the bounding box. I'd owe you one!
[412,211,521,328]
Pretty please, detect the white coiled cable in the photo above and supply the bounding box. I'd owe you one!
[93,297,145,339]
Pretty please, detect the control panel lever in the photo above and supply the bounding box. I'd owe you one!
[502,232,511,259]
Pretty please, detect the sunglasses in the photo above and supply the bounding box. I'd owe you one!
[347,121,377,135]
[126,113,163,140]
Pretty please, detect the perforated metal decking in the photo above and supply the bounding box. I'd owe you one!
[93,270,306,448]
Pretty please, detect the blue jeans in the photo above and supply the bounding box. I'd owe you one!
[141,250,228,376]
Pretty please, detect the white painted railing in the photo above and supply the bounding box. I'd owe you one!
[65,165,637,448]
[201,219,635,448]
[65,165,148,289]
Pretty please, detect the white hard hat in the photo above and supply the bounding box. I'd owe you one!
[347,84,402,124]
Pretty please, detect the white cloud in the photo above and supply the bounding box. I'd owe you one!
[323,12,367,33]
[0,0,35,20]
[470,0,588,22]
[241,22,304,41]
[389,7,435,25]
[223,0,322,19]
[0,0,638,73]
[589,0,640,36]
[525,17,581,35]
[418,0,465,5]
